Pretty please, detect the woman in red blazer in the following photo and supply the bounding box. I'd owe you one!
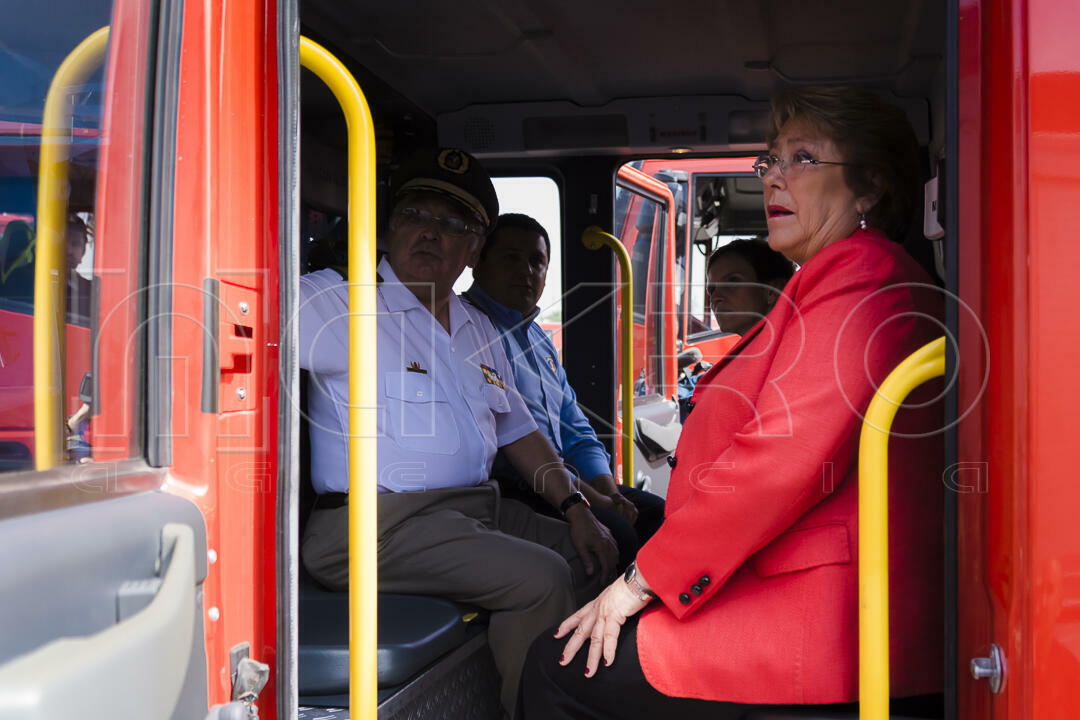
[520,87,944,718]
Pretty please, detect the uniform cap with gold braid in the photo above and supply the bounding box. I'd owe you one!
[392,148,499,231]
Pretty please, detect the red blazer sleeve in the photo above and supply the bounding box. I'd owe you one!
[636,242,923,619]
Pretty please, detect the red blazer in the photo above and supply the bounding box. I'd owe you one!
[635,229,944,704]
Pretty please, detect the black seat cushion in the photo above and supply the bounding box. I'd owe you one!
[299,584,469,693]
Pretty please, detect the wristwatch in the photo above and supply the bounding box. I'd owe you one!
[623,561,657,602]
[558,490,589,517]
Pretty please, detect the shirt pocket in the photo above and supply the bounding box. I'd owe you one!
[384,371,460,454]
[752,523,852,578]
[482,382,511,415]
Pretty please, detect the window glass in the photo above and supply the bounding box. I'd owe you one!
[0,1,151,473]
[687,234,762,339]
[611,176,665,396]
[688,237,713,332]
[456,176,563,357]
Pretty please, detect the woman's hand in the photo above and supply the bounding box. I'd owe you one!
[555,573,652,677]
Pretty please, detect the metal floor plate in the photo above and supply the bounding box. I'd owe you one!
[298,707,348,720]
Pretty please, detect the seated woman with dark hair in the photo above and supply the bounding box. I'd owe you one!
[705,237,795,337]
[520,86,944,719]
[679,239,796,415]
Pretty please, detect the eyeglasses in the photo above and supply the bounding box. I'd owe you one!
[394,206,485,238]
[752,150,858,179]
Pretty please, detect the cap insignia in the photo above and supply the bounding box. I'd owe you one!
[437,149,470,175]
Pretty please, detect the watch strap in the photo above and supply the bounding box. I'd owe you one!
[559,490,588,516]
[624,561,656,602]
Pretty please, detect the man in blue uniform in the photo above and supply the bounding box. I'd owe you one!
[465,213,666,568]
[298,150,617,717]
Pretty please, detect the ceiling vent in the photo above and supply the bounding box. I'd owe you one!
[463,117,497,152]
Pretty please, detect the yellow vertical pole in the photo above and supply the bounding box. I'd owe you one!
[582,226,634,487]
[33,27,110,470]
[298,37,379,719]
[857,336,945,720]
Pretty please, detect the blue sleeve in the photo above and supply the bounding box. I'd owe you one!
[555,359,613,483]
[298,271,349,375]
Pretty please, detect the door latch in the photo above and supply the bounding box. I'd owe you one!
[205,642,270,719]
[970,642,1006,694]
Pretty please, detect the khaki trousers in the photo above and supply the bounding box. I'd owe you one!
[301,481,600,716]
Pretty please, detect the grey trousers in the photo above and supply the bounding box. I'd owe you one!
[301,481,601,716]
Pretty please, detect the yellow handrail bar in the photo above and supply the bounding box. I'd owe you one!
[299,37,379,718]
[857,335,945,720]
[33,26,110,470]
[582,226,634,488]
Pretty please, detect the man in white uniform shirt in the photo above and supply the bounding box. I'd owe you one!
[298,148,617,716]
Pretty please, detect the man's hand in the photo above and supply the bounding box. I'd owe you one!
[587,474,638,526]
[565,503,618,582]
[608,491,638,526]
[579,479,638,527]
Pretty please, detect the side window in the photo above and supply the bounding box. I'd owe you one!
[0,2,153,474]
[629,198,658,323]
[456,176,563,359]
[612,181,666,396]
[686,237,716,334]
[685,173,768,341]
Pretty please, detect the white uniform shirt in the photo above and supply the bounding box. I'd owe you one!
[298,258,537,494]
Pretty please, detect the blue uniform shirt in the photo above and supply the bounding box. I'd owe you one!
[298,260,536,494]
[463,284,612,484]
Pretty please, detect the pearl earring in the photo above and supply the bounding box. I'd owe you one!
[858,212,868,230]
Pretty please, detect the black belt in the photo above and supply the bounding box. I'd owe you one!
[314,492,348,510]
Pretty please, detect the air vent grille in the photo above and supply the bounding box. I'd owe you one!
[463,118,496,151]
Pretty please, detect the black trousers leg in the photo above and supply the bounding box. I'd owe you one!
[618,485,665,542]
[519,614,748,720]
[497,476,640,572]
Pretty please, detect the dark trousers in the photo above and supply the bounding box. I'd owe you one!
[520,614,943,719]
[497,479,665,571]
[519,614,748,719]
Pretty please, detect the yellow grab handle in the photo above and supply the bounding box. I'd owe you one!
[34,27,110,470]
[857,336,945,720]
[299,37,379,719]
[582,226,634,488]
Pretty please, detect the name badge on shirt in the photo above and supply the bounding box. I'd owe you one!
[480,363,505,389]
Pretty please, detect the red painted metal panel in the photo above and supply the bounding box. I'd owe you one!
[168,0,279,712]
[959,0,1080,717]
[93,0,155,461]
[1024,0,1080,716]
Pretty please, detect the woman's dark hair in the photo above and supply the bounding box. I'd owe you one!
[766,87,921,242]
[707,238,795,285]
[480,213,551,260]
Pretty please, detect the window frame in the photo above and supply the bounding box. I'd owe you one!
[0,0,175,511]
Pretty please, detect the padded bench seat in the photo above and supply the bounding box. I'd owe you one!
[299,586,470,694]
